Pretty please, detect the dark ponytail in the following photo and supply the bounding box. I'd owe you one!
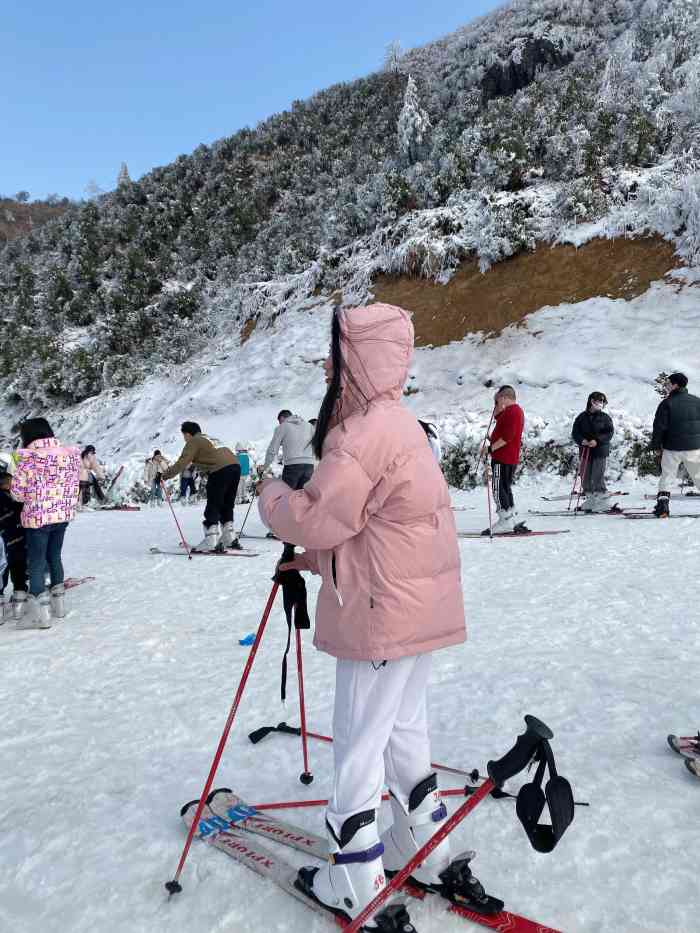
[312,311,343,459]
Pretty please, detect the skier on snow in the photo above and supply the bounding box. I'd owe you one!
[258,303,502,928]
[571,392,615,512]
[160,422,241,551]
[651,373,700,517]
[11,418,80,629]
[482,386,526,535]
[263,410,315,560]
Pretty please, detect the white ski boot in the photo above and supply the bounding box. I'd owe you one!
[482,509,514,536]
[16,593,52,630]
[11,590,28,621]
[382,774,503,915]
[219,521,242,551]
[581,494,597,512]
[296,810,414,930]
[51,583,66,620]
[193,523,220,552]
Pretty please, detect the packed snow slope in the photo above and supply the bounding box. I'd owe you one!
[1,486,699,933]
[5,264,697,495]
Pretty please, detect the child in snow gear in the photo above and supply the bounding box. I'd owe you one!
[651,374,700,517]
[259,303,497,928]
[235,443,252,503]
[263,411,315,560]
[482,387,526,535]
[11,418,80,629]
[144,450,170,505]
[162,423,241,551]
[571,392,614,512]
[79,445,105,508]
[0,461,27,623]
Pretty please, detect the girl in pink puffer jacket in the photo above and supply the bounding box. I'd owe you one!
[259,305,499,928]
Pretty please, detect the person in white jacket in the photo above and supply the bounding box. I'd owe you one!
[263,410,315,558]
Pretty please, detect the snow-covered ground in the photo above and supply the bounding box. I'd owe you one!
[2,483,699,933]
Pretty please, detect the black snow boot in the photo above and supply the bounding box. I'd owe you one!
[654,493,670,518]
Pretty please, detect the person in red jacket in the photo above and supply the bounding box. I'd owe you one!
[482,386,526,535]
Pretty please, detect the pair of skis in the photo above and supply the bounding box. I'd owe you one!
[149,546,259,558]
[458,530,570,539]
[180,788,561,932]
[667,734,700,779]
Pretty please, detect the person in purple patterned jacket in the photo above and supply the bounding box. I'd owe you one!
[11,418,80,629]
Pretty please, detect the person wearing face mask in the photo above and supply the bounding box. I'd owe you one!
[651,373,700,517]
[571,392,614,513]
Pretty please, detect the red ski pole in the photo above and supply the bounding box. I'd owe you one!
[165,581,280,894]
[568,446,589,512]
[574,447,590,512]
[161,480,192,560]
[296,627,313,786]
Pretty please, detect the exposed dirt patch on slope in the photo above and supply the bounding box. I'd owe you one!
[372,236,679,347]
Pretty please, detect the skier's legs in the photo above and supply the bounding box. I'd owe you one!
[589,456,607,493]
[9,546,28,593]
[582,453,593,494]
[383,654,433,804]
[203,468,226,526]
[25,527,49,596]
[659,450,682,493]
[311,656,422,921]
[45,523,67,589]
[381,654,451,885]
[490,460,503,511]
[680,449,700,488]
[220,464,240,526]
[501,463,515,511]
[329,656,418,823]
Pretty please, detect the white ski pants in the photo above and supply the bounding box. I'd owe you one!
[659,449,700,492]
[328,654,437,835]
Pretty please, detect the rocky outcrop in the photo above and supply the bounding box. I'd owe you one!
[481,38,573,104]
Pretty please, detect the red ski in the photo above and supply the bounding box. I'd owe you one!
[64,576,96,590]
[458,531,570,539]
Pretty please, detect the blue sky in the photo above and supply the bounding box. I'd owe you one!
[3,1,503,201]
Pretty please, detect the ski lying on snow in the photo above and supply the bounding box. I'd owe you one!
[97,505,141,511]
[458,531,570,539]
[527,508,628,518]
[623,514,700,521]
[181,801,346,927]
[149,547,259,557]
[644,493,700,500]
[201,789,562,933]
[541,492,627,501]
[63,576,96,590]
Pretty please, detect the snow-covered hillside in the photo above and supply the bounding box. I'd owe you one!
[5,263,697,497]
[2,486,699,933]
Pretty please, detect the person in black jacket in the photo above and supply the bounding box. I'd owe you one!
[0,460,28,622]
[571,392,615,512]
[651,373,700,517]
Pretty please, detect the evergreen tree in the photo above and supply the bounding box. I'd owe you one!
[398,75,432,164]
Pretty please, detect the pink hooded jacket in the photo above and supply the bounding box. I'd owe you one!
[258,303,466,661]
[12,438,81,529]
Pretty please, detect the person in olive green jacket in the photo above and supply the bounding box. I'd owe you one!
[161,421,241,551]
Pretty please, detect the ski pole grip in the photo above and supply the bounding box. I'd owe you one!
[487,715,553,786]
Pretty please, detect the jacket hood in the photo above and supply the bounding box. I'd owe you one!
[337,303,414,416]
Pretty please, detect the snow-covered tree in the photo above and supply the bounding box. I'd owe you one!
[398,76,431,164]
[117,162,131,187]
[384,40,404,74]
